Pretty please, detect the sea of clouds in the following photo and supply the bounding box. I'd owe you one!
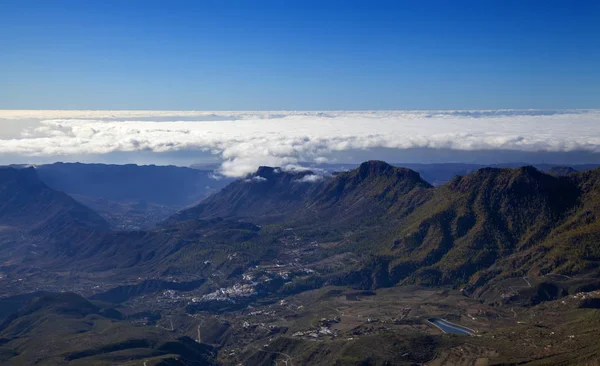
[1,109,599,177]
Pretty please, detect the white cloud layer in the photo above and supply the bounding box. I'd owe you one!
[1,110,599,177]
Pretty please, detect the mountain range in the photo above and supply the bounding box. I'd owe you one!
[3,161,600,293]
[1,160,600,364]
[167,161,600,293]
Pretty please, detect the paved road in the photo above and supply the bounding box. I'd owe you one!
[427,318,475,335]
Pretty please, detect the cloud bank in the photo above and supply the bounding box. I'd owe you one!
[1,110,599,177]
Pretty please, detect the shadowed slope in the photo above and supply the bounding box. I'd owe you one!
[0,167,109,234]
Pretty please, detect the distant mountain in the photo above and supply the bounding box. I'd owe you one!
[33,163,233,228]
[0,167,109,235]
[36,162,231,206]
[546,165,578,176]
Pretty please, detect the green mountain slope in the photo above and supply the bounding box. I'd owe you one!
[342,166,600,293]
[167,162,600,293]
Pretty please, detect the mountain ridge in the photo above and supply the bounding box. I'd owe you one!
[165,162,600,293]
[168,160,433,225]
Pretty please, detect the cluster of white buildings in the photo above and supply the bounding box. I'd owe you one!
[193,283,258,302]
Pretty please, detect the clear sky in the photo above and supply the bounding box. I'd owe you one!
[1,0,599,110]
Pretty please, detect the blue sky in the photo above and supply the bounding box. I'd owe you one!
[1,0,599,110]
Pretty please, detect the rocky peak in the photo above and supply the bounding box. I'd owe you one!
[358,160,394,178]
[255,166,279,179]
